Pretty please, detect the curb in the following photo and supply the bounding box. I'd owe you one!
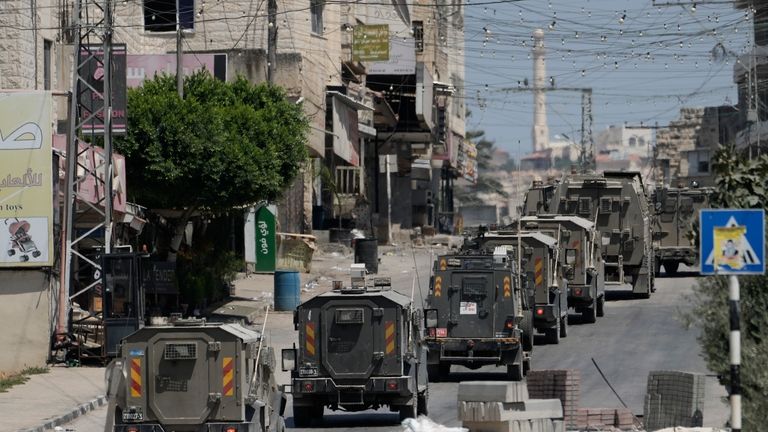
[18,395,107,432]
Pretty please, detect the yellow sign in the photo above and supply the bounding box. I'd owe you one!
[352,24,390,62]
[0,92,53,267]
[713,226,746,271]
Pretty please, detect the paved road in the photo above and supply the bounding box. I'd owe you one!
[62,254,728,432]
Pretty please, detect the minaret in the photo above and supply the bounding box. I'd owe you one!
[532,29,549,153]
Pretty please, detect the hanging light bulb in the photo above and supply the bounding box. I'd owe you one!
[581,69,586,77]
[691,3,696,12]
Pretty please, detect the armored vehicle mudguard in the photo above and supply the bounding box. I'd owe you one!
[105,320,285,432]
[651,186,713,275]
[471,231,566,345]
[522,215,606,323]
[551,171,654,298]
[425,252,528,381]
[283,268,428,426]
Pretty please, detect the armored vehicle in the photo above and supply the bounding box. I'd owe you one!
[651,185,714,275]
[522,215,605,323]
[521,180,556,217]
[105,319,285,432]
[425,250,529,381]
[470,230,566,345]
[283,265,428,425]
[550,171,654,298]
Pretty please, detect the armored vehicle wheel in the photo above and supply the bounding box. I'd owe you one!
[583,298,597,324]
[596,295,605,317]
[664,261,679,275]
[545,317,560,344]
[559,315,568,338]
[417,390,429,416]
[520,310,534,352]
[292,405,318,427]
[506,363,523,381]
[398,398,418,421]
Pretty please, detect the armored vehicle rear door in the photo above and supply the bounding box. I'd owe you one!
[449,271,496,338]
[146,332,216,424]
[320,299,400,379]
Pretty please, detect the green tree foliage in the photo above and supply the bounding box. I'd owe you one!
[116,72,308,262]
[685,146,768,430]
[117,72,308,210]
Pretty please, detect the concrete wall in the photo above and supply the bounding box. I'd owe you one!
[0,270,54,374]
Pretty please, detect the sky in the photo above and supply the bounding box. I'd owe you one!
[463,0,754,159]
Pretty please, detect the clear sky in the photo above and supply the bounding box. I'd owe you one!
[463,0,753,159]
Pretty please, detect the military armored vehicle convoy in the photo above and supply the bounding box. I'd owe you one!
[425,250,530,381]
[536,171,654,298]
[651,185,714,275]
[283,264,428,425]
[105,318,285,432]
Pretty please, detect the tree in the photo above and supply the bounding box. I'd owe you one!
[684,146,768,431]
[116,72,308,261]
[455,128,510,205]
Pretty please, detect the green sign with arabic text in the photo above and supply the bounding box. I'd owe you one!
[352,24,390,62]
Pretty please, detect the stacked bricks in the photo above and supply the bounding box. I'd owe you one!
[525,369,580,428]
[644,371,706,430]
[573,407,635,430]
[457,381,565,432]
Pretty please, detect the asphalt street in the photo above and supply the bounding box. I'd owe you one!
[61,251,729,432]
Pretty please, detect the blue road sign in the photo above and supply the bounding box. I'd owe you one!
[700,209,765,275]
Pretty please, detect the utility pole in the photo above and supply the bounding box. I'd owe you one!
[729,274,742,432]
[176,0,183,97]
[267,0,277,83]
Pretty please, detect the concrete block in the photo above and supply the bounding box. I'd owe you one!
[458,381,530,403]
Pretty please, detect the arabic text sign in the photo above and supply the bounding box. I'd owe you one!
[700,208,765,275]
[0,92,53,267]
[353,25,390,62]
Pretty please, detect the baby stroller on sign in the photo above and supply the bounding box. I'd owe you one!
[5,218,41,262]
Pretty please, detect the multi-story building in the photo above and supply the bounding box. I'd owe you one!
[733,0,765,152]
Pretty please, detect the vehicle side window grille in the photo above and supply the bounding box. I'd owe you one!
[164,343,197,360]
[579,197,591,215]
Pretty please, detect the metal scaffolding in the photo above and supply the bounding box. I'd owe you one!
[57,0,115,355]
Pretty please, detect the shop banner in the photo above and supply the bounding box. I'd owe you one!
[0,92,53,267]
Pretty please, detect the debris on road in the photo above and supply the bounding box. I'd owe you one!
[401,416,467,432]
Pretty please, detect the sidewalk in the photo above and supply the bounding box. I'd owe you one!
[1,365,106,432]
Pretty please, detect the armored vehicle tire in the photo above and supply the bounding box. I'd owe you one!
[520,310,535,352]
[417,390,429,416]
[583,299,597,324]
[398,399,418,422]
[596,295,605,317]
[546,317,560,344]
[664,261,680,275]
[427,363,450,382]
[523,356,532,374]
[559,315,568,338]
[506,363,524,381]
[293,405,322,427]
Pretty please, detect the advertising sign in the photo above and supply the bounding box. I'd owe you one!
[79,44,127,133]
[126,53,227,88]
[353,24,390,62]
[255,206,276,272]
[700,208,765,275]
[0,92,53,267]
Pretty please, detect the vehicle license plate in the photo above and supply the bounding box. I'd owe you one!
[299,366,318,377]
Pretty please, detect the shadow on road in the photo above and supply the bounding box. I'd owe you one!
[289,412,401,429]
[604,291,644,302]
[439,370,509,382]
[656,271,700,278]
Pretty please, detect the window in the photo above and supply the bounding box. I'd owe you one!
[687,150,710,175]
[43,39,52,90]
[413,21,424,53]
[143,0,194,32]
[578,197,591,215]
[310,0,324,35]
[628,137,637,147]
